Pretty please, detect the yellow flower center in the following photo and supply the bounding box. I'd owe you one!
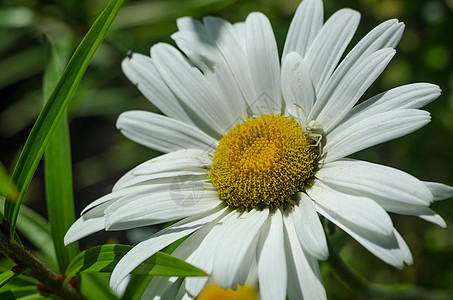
[209,114,319,209]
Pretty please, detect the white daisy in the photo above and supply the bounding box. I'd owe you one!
[65,0,453,299]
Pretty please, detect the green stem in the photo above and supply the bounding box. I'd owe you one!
[0,223,85,300]
[326,239,453,300]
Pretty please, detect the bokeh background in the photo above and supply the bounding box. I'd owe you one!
[1,0,452,299]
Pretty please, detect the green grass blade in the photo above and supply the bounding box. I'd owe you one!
[64,245,206,285]
[0,197,56,266]
[0,271,18,289]
[2,0,123,234]
[43,37,79,273]
[0,286,40,299]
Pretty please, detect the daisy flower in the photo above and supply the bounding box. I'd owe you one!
[65,0,453,299]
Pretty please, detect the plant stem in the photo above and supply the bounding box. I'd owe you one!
[0,224,85,300]
[326,239,453,300]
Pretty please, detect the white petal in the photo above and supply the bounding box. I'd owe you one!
[117,111,219,153]
[305,9,360,93]
[202,16,257,107]
[245,12,282,114]
[183,210,237,296]
[283,213,326,300]
[324,109,431,163]
[212,209,268,289]
[313,48,396,133]
[112,149,212,191]
[338,83,441,131]
[151,43,230,138]
[257,209,287,300]
[141,276,178,300]
[110,207,226,290]
[423,181,453,201]
[308,180,394,237]
[172,26,248,123]
[312,20,404,120]
[64,203,108,245]
[104,189,221,230]
[291,193,328,260]
[121,53,193,125]
[281,52,315,117]
[316,159,433,206]
[282,0,323,59]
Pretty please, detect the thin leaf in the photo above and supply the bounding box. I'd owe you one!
[121,274,152,300]
[43,36,78,273]
[3,0,123,235]
[0,271,18,289]
[0,162,16,199]
[0,286,39,299]
[0,197,56,266]
[80,273,120,300]
[64,244,206,285]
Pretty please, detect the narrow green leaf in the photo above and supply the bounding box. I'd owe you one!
[80,273,120,300]
[43,37,78,273]
[0,197,56,265]
[3,0,123,235]
[0,162,15,199]
[64,245,206,285]
[0,271,18,289]
[0,286,39,299]
[121,275,152,300]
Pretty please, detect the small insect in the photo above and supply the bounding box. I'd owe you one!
[227,186,235,194]
[305,120,324,149]
[126,50,133,59]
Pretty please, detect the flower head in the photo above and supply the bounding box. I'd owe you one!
[65,0,453,299]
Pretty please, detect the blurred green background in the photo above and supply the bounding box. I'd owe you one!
[0,0,452,299]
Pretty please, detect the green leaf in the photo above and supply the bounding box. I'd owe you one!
[121,274,152,300]
[0,162,15,199]
[0,286,39,299]
[43,36,78,273]
[80,273,120,300]
[2,0,123,235]
[0,197,56,266]
[0,271,18,289]
[64,245,206,285]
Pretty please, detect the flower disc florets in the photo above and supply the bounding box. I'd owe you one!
[209,114,319,209]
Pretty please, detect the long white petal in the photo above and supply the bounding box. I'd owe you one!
[257,209,287,300]
[281,52,315,117]
[291,192,328,260]
[245,12,282,114]
[313,48,396,133]
[172,26,248,123]
[311,19,404,123]
[305,9,360,93]
[183,210,237,297]
[117,111,219,153]
[338,83,441,132]
[283,214,326,300]
[105,190,221,230]
[201,16,257,107]
[314,205,412,268]
[308,181,394,237]
[316,159,433,206]
[282,0,323,59]
[110,207,226,290]
[121,53,193,125]
[151,43,230,138]
[212,209,268,289]
[423,181,453,201]
[64,202,109,245]
[325,109,431,163]
[112,149,212,191]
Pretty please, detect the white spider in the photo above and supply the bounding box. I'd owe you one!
[288,103,324,153]
[305,120,324,150]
